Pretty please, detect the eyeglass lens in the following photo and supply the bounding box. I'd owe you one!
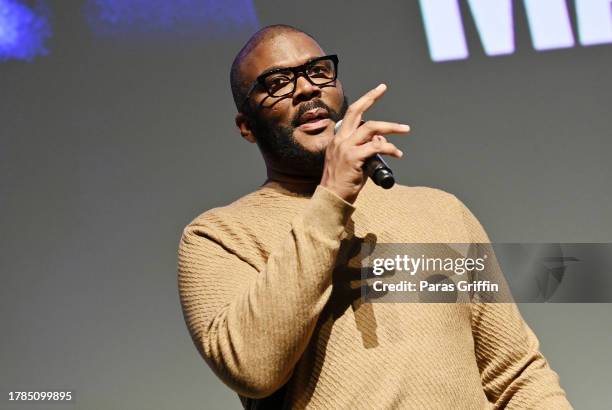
[263,58,336,97]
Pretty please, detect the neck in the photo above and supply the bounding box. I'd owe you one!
[264,164,321,194]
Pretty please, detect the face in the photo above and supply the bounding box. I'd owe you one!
[237,32,349,178]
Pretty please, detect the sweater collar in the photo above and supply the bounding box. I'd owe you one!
[260,177,378,199]
[260,179,319,197]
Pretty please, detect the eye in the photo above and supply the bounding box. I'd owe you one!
[308,62,333,78]
[265,74,292,93]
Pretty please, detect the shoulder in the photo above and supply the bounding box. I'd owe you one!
[378,183,465,216]
[182,191,262,243]
[394,184,491,242]
[186,185,294,227]
[391,184,460,204]
[179,187,297,261]
[364,182,486,242]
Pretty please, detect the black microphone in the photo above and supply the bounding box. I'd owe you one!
[334,119,395,189]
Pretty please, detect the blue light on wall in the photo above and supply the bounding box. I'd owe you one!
[84,0,259,40]
[0,0,51,62]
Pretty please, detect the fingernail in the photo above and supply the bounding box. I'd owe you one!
[400,124,410,130]
[398,150,404,157]
[377,83,386,90]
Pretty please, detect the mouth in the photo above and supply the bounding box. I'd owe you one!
[297,108,331,133]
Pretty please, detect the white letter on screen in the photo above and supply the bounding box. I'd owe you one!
[467,0,515,56]
[575,0,612,46]
[523,0,575,50]
[418,0,468,62]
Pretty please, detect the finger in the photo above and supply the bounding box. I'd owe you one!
[340,84,387,132]
[356,140,403,160]
[373,135,387,144]
[350,120,410,145]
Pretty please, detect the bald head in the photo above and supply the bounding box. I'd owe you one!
[230,24,318,112]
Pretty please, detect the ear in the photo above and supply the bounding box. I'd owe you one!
[235,112,257,144]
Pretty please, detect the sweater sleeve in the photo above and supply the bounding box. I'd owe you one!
[455,196,573,409]
[177,185,355,399]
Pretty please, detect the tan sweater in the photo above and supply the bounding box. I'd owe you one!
[178,179,572,409]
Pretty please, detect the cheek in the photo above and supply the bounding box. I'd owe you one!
[333,80,344,97]
[324,87,344,110]
[253,92,289,120]
[269,104,285,118]
[265,99,292,124]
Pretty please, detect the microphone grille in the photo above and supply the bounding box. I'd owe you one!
[333,119,343,134]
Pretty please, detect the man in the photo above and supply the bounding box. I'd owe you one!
[178,24,572,409]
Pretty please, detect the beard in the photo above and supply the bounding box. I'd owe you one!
[248,95,349,178]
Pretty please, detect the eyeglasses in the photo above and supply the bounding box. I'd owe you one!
[240,54,339,110]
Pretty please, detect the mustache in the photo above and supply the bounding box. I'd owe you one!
[291,99,338,128]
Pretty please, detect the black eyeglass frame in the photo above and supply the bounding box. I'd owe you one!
[239,54,339,111]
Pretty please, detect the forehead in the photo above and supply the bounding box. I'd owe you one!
[242,32,326,82]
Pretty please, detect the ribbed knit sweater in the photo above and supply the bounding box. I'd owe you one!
[177,179,572,409]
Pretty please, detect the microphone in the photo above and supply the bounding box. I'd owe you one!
[334,120,395,189]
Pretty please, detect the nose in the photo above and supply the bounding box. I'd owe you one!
[292,74,321,102]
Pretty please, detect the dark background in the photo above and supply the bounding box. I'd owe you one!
[1,1,611,408]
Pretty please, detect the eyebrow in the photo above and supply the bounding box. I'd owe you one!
[258,55,324,77]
